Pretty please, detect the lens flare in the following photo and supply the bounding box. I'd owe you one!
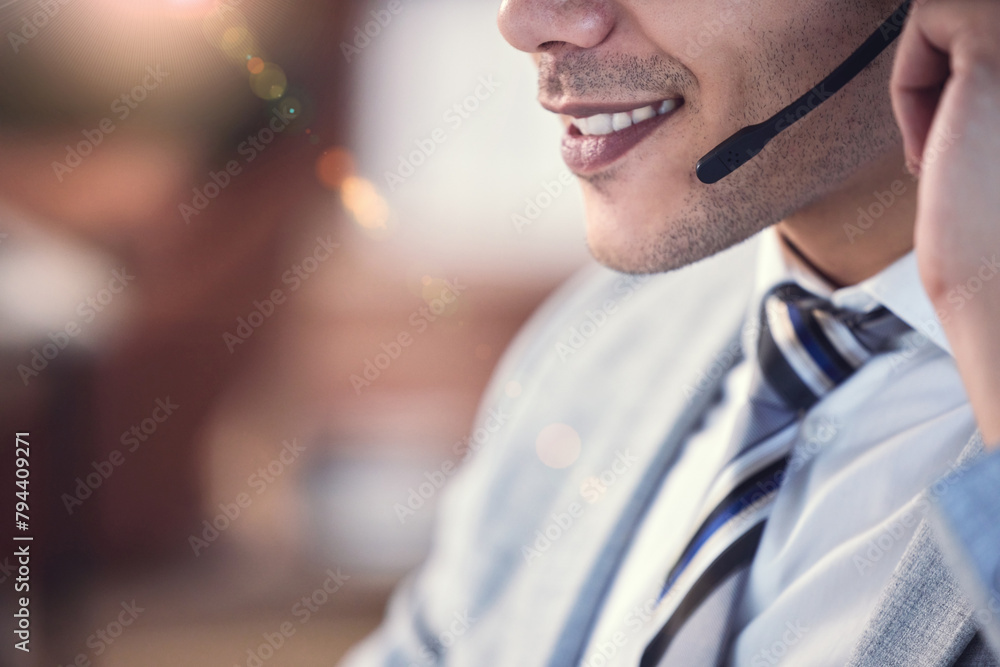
[278,96,300,119]
[315,147,355,190]
[340,176,391,233]
[249,63,287,100]
[247,56,265,74]
[536,424,582,469]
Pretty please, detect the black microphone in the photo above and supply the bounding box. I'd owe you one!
[696,0,913,185]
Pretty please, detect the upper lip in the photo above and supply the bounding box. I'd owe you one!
[540,97,683,118]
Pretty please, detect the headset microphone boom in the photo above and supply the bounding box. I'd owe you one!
[696,0,913,185]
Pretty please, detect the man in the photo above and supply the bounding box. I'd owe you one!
[342,0,1000,664]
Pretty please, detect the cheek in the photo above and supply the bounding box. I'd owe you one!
[658,25,773,155]
[662,0,875,149]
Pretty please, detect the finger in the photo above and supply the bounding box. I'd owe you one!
[890,1,951,174]
[891,0,1000,172]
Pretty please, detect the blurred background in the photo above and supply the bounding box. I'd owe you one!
[0,0,588,664]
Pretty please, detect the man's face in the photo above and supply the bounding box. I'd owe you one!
[498,0,903,274]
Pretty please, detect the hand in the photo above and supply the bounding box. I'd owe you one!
[892,0,1000,448]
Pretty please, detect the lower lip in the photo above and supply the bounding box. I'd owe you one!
[561,104,682,174]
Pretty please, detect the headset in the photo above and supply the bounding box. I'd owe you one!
[695,0,913,184]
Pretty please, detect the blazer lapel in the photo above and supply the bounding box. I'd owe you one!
[846,430,988,667]
[474,236,762,667]
[545,324,745,667]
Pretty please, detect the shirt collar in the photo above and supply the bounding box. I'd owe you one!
[748,225,951,356]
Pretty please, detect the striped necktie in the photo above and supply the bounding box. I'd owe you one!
[639,282,912,667]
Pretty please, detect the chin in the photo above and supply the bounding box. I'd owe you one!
[579,165,759,276]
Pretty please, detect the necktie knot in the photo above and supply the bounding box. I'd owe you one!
[759,282,912,412]
[641,281,914,667]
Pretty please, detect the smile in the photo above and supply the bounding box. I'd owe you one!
[560,98,684,174]
[569,99,680,136]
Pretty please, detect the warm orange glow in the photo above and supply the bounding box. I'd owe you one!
[247,56,265,74]
[340,176,390,233]
[315,147,356,190]
[420,277,461,316]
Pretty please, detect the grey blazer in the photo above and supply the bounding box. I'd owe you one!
[340,235,1000,666]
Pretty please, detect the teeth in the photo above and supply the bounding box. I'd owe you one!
[631,105,656,123]
[611,112,632,131]
[571,99,680,137]
[659,99,678,114]
[587,114,614,135]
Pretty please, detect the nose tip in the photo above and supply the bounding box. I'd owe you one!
[497,0,614,54]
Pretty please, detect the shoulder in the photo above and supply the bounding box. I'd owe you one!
[475,233,762,417]
[389,235,762,659]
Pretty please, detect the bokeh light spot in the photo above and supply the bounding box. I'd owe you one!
[315,147,355,190]
[249,63,287,100]
[222,28,256,62]
[580,476,607,503]
[278,97,300,119]
[421,278,461,316]
[247,57,265,74]
[202,5,248,46]
[536,424,582,469]
[341,176,391,233]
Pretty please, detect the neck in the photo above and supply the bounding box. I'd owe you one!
[776,150,917,288]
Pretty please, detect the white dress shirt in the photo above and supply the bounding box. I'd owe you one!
[579,225,978,666]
